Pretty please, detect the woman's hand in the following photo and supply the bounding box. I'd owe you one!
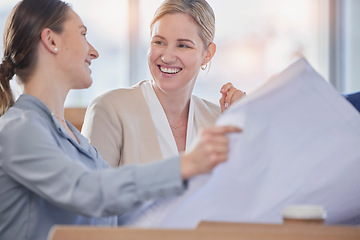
[220,82,246,112]
[180,125,241,180]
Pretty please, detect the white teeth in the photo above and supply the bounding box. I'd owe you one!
[160,66,181,74]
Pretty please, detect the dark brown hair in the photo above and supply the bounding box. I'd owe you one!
[0,0,70,116]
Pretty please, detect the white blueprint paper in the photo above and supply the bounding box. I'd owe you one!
[123,58,360,228]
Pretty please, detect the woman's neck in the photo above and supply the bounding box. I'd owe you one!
[151,83,192,153]
[23,79,79,144]
[23,75,68,118]
[152,83,192,122]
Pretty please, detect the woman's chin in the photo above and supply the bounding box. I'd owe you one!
[73,79,93,90]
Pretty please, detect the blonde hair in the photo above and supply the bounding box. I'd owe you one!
[150,0,215,49]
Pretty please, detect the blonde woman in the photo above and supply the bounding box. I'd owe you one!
[82,0,244,167]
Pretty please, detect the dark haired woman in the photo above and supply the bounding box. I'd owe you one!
[0,0,239,239]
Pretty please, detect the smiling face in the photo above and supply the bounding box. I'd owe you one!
[56,10,99,89]
[148,13,211,96]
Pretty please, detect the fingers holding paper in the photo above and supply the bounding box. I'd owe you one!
[180,125,241,180]
[220,82,246,112]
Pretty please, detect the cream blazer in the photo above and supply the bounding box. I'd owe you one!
[82,81,221,167]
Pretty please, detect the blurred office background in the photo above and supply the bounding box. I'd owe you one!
[0,0,359,107]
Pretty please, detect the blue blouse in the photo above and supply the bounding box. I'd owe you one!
[344,91,360,112]
[0,94,185,240]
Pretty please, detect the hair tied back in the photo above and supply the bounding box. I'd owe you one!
[1,55,16,81]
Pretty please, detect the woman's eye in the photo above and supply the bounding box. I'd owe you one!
[179,44,189,48]
[153,41,164,45]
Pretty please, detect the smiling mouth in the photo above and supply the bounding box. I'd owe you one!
[159,65,182,74]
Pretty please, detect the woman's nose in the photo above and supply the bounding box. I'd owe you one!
[88,42,99,59]
[161,47,176,64]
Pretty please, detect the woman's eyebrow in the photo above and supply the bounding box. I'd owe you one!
[79,25,87,31]
[177,39,196,45]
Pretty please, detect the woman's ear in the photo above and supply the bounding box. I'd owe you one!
[203,43,216,65]
[40,28,59,54]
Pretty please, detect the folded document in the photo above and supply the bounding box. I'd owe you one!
[122,58,360,228]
